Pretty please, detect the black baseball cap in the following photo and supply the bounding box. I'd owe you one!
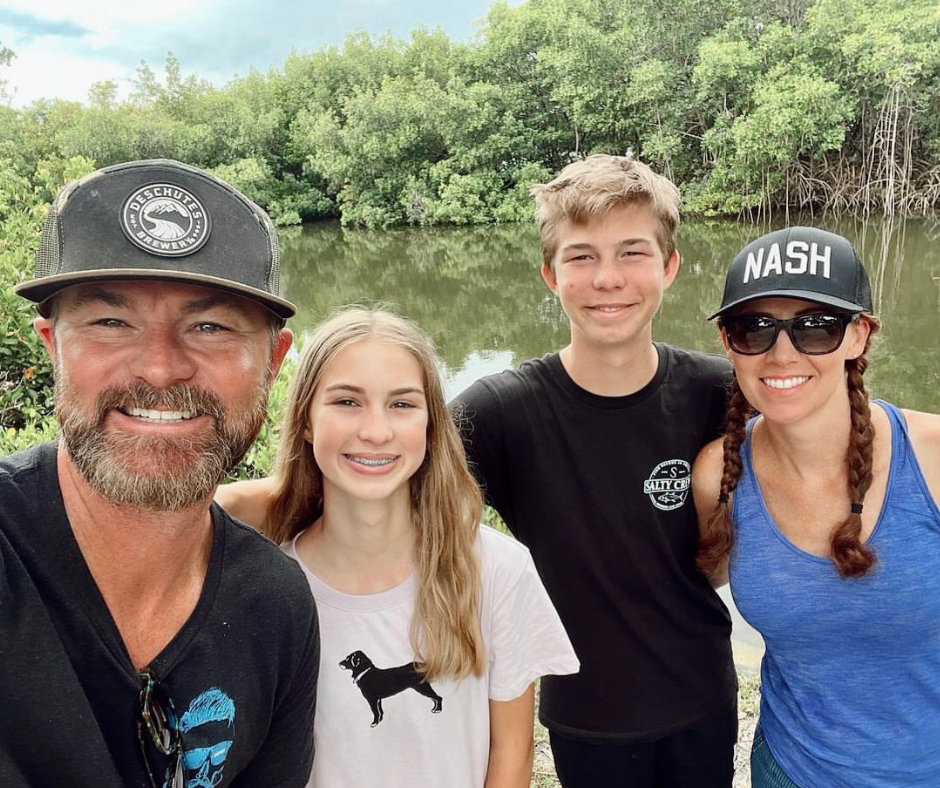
[15,159,296,318]
[709,226,872,320]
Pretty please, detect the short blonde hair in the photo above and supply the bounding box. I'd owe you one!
[532,155,681,269]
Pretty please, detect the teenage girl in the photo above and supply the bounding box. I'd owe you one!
[693,227,940,788]
[217,306,578,788]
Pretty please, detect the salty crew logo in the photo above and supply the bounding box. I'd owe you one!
[643,459,691,511]
[121,183,211,257]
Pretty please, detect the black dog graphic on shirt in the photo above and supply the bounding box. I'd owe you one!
[339,650,443,727]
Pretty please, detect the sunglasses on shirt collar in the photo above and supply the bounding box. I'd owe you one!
[138,669,184,788]
[719,312,861,356]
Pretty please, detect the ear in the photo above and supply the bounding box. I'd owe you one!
[540,263,558,294]
[267,328,294,384]
[845,316,871,360]
[663,250,680,290]
[718,325,733,357]
[33,316,57,362]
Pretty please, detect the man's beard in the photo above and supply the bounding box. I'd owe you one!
[56,378,268,511]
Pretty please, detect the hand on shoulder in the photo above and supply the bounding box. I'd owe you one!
[215,476,278,530]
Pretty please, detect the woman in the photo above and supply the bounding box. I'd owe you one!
[216,306,578,788]
[693,226,940,788]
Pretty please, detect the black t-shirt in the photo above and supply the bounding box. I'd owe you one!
[453,345,737,742]
[0,442,319,787]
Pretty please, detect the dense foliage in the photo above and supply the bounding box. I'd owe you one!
[2,0,940,455]
[1,0,938,229]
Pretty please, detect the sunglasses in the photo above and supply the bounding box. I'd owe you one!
[138,670,184,788]
[721,312,859,356]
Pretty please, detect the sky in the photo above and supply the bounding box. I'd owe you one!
[0,0,506,107]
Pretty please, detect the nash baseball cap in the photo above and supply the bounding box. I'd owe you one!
[15,159,296,318]
[709,226,872,320]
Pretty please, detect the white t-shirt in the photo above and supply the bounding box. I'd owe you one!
[284,524,579,788]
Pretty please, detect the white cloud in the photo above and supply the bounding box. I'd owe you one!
[3,37,129,105]
[1,0,503,107]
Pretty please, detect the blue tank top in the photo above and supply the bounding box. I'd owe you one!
[730,401,940,787]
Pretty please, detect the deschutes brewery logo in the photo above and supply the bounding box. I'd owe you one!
[121,183,210,257]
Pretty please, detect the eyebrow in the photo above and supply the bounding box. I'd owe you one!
[65,287,129,311]
[64,286,256,319]
[736,305,833,318]
[324,383,426,397]
[181,294,257,320]
[613,237,655,250]
[560,237,655,254]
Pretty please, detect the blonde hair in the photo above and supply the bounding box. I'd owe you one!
[264,306,485,680]
[531,154,681,270]
[697,315,881,579]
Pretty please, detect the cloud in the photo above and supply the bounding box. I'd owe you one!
[0,8,89,40]
[0,0,501,106]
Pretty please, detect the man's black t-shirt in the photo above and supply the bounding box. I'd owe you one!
[0,442,319,787]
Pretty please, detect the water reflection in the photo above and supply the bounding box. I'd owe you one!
[279,216,940,411]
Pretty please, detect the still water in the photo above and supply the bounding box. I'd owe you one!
[279,215,940,659]
[279,215,940,412]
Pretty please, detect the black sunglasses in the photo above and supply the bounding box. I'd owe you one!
[720,312,859,356]
[138,670,184,788]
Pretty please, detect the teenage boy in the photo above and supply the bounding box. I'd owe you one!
[0,160,318,787]
[452,155,736,787]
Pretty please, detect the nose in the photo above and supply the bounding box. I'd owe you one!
[128,327,198,388]
[767,325,801,361]
[592,255,625,290]
[358,405,394,444]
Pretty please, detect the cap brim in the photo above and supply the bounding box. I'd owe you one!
[707,290,867,320]
[14,268,296,319]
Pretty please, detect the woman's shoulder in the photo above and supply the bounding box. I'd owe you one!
[895,406,940,494]
[692,436,726,486]
[891,404,940,457]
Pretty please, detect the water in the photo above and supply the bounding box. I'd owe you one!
[279,215,940,663]
[279,215,940,411]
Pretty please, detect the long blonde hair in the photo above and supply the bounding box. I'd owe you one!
[265,306,485,680]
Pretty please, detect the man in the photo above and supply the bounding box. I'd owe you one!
[0,160,319,788]
[452,155,737,787]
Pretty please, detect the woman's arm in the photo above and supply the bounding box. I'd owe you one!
[484,683,536,788]
[214,476,278,530]
[692,438,730,588]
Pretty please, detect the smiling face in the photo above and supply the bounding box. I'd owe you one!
[541,202,679,354]
[35,280,291,510]
[306,338,429,508]
[723,297,871,425]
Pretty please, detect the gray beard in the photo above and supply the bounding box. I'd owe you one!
[56,379,268,511]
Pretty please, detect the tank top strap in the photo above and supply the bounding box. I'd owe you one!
[874,398,909,466]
